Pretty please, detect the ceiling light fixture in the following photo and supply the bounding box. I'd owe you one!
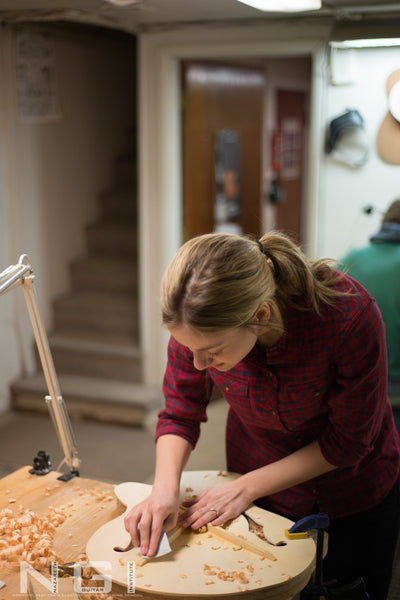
[103,0,143,6]
[330,39,400,49]
[236,0,321,12]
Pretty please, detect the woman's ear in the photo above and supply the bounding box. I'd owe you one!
[255,302,271,324]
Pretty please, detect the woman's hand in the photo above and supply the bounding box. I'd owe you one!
[124,486,180,557]
[124,434,193,557]
[179,479,252,530]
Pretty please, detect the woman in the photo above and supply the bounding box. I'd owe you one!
[125,231,400,600]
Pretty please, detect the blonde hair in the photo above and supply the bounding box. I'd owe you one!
[161,230,343,333]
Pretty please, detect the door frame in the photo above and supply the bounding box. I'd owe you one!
[138,26,327,385]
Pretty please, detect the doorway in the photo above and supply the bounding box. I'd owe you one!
[181,57,311,244]
[274,88,308,243]
[181,61,266,240]
[138,33,324,384]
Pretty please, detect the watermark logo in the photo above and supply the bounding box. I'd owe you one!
[20,561,59,595]
[20,560,136,594]
[73,561,112,594]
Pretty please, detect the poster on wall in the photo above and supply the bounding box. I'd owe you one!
[16,29,61,123]
[280,118,301,180]
[214,129,242,234]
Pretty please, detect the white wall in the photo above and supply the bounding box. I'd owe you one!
[138,24,400,385]
[0,24,135,412]
[138,22,328,386]
[319,46,400,260]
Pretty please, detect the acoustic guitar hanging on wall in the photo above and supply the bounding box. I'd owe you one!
[377,68,400,165]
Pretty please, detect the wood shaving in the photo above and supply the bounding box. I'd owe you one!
[195,525,207,534]
[73,486,114,503]
[218,570,249,584]
[203,564,218,576]
[184,494,198,502]
[203,562,252,585]
[0,504,67,570]
[247,564,254,574]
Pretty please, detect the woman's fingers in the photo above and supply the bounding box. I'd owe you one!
[137,514,153,556]
[124,496,179,557]
[179,481,251,530]
[179,501,227,529]
[124,510,141,547]
[145,520,163,556]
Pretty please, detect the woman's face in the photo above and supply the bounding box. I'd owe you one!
[168,323,258,372]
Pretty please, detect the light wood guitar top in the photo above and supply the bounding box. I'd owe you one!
[86,470,317,599]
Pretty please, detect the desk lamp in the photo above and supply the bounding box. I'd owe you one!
[0,254,80,481]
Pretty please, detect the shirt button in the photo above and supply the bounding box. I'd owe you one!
[225,386,229,391]
[270,410,276,416]
[314,391,320,397]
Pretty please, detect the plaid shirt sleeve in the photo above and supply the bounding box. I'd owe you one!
[318,292,389,468]
[156,335,212,448]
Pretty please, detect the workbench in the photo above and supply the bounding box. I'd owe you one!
[0,468,317,600]
[0,466,120,599]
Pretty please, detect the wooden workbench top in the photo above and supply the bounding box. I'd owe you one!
[0,468,317,600]
[0,466,121,599]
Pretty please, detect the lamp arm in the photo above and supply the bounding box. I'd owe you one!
[0,255,80,477]
[21,274,80,475]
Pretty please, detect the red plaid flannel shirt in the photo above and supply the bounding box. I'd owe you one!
[156,272,400,518]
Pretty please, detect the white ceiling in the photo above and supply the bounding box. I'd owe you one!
[0,0,400,34]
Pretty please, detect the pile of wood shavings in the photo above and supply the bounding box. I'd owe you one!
[203,562,253,585]
[78,486,115,502]
[0,485,114,571]
[0,504,66,570]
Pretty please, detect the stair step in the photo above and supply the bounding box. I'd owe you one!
[53,291,138,337]
[70,256,137,293]
[43,331,142,381]
[86,221,137,257]
[10,373,162,426]
[99,190,136,221]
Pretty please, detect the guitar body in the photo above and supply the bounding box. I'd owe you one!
[86,471,316,600]
[377,68,400,165]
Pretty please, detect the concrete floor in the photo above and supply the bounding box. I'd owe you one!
[0,398,229,484]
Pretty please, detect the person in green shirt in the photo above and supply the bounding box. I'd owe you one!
[340,199,400,431]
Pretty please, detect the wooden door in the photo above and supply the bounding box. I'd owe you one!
[275,89,307,243]
[182,61,266,241]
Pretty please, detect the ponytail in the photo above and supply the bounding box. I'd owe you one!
[161,230,345,332]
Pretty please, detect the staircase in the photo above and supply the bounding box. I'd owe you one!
[11,149,161,426]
